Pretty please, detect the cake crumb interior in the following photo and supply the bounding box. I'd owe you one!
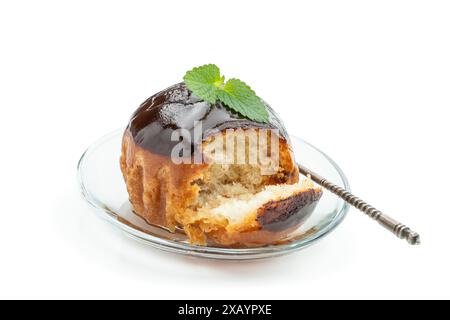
[189,130,305,225]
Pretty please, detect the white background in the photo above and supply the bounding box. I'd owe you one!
[1,0,449,300]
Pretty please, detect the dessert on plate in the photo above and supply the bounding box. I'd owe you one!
[120,65,322,246]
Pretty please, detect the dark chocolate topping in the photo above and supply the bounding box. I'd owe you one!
[258,189,323,232]
[127,82,289,156]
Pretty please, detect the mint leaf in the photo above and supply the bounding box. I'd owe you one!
[216,79,269,123]
[183,64,270,123]
[183,64,224,104]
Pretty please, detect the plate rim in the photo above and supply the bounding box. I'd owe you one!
[77,128,350,260]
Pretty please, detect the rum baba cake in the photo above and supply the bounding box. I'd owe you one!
[120,81,322,246]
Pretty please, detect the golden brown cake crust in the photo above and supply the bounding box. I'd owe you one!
[121,131,207,230]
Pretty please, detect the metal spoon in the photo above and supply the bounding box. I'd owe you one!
[298,164,421,245]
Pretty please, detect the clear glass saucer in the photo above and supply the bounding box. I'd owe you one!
[77,129,350,260]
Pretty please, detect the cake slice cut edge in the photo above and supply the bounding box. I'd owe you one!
[182,178,323,247]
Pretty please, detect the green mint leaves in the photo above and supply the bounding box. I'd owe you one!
[183,64,224,104]
[183,64,269,123]
[216,79,270,123]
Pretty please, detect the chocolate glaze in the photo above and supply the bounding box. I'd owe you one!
[127,83,289,156]
[257,189,323,232]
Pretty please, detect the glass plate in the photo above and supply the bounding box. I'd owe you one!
[77,129,350,260]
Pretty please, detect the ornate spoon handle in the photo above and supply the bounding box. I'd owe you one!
[298,164,421,245]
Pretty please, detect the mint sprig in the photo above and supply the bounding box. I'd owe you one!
[183,64,270,123]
